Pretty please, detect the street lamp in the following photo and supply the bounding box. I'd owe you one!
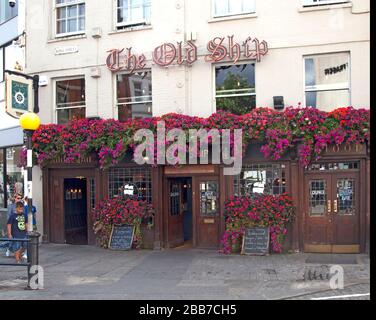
[19,112,41,289]
[19,112,40,233]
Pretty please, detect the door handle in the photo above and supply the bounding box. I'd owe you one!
[327,200,331,213]
[333,199,338,213]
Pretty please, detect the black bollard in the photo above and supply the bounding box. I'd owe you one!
[26,232,41,290]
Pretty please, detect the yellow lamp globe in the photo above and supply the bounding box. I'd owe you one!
[19,112,41,131]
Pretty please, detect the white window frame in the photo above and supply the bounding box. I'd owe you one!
[213,61,256,113]
[54,0,86,38]
[301,0,349,7]
[212,0,256,18]
[55,76,86,124]
[116,0,151,28]
[303,52,351,108]
[115,70,153,120]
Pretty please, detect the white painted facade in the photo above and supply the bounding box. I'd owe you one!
[23,0,370,238]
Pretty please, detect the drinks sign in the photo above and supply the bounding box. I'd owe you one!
[106,35,268,73]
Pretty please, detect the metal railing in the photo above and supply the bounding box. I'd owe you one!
[0,233,41,290]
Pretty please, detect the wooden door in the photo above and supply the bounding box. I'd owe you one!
[304,173,360,253]
[195,177,220,248]
[304,174,332,252]
[49,176,65,243]
[331,173,360,253]
[167,179,184,248]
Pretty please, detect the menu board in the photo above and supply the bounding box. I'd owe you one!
[108,224,134,250]
[241,227,270,255]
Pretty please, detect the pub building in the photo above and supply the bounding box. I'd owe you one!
[23,0,369,253]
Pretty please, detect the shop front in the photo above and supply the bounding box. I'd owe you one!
[41,141,369,253]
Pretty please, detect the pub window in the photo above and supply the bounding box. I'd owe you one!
[0,149,4,208]
[304,52,350,111]
[117,0,151,29]
[213,0,255,18]
[302,0,349,7]
[0,0,18,25]
[234,164,287,196]
[3,147,24,207]
[215,63,256,115]
[116,71,152,122]
[56,0,85,37]
[56,78,86,124]
[108,167,152,203]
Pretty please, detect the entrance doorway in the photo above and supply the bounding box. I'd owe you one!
[64,178,88,245]
[304,171,360,253]
[167,178,192,248]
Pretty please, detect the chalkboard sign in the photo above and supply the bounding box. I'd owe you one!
[241,227,270,255]
[108,224,135,250]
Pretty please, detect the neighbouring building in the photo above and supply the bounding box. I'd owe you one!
[23,0,370,252]
[0,0,27,233]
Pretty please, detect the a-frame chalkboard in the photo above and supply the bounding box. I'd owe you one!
[241,227,270,255]
[108,224,135,250]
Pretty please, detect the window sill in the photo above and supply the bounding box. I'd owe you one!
[48,33,87,43]
[298,2,352,13]
[109,25,153,35]
[208,13,257,23]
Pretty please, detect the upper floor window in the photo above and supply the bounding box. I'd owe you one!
[215,63,256,115]
[0,0,18,25]
[56,0,85,36]
[213,0,255,18]
[117,0,151,29]
[116,71,152,122]
[302,0,349,7]
[304,52,350,111]
[56,78,86,124]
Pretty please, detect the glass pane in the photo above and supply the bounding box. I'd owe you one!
[57,107,86,125]
[216,95,256,115]
[305,89,350,110]
[216,64,255,94]
[214,0,229,16]
[170,182,180,216]
[57,7,66,19]
[67,5,78,18]
[0,149,4,208]
[309,179,327,216]
[337,179,355,215]
[130,0,143,21]
[78,3,85,16]
[229,0,242,14]
[78,17,85,30]
[200,181,219,216]
[305,53,349,87]
[67,18,77,32]
[118,103,152,122]
[242,0,255,13]
[57,20,66,34]
[56,78,85,107]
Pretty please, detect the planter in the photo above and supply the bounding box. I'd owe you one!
[230,235,242,254]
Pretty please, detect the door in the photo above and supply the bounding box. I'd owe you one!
[331,173,359,253]
[50,176,65,243]
[195,177,220,248]
[167,179,184,248]
[304,173,360,253]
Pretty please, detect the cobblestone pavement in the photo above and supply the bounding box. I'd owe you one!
[0,244,370,300]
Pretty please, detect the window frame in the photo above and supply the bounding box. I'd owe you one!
[116,0,152,29]
[213,61,256,114]
[303,52,351,109]
[54,76,86,124]
[212,0,256,18]
[115,70,153,121]
[301,0,350,7]
[54,0,86,38]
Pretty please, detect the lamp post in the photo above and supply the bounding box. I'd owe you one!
[19,112,41,290]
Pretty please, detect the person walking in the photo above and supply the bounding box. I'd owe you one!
[4,193,23,257]
[7,202,28,263]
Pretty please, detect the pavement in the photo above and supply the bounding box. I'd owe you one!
[0,244,370,300]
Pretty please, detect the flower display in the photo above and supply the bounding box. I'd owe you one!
[31,107,369,168]
[221,194,295,254]
[92,197,154,249]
